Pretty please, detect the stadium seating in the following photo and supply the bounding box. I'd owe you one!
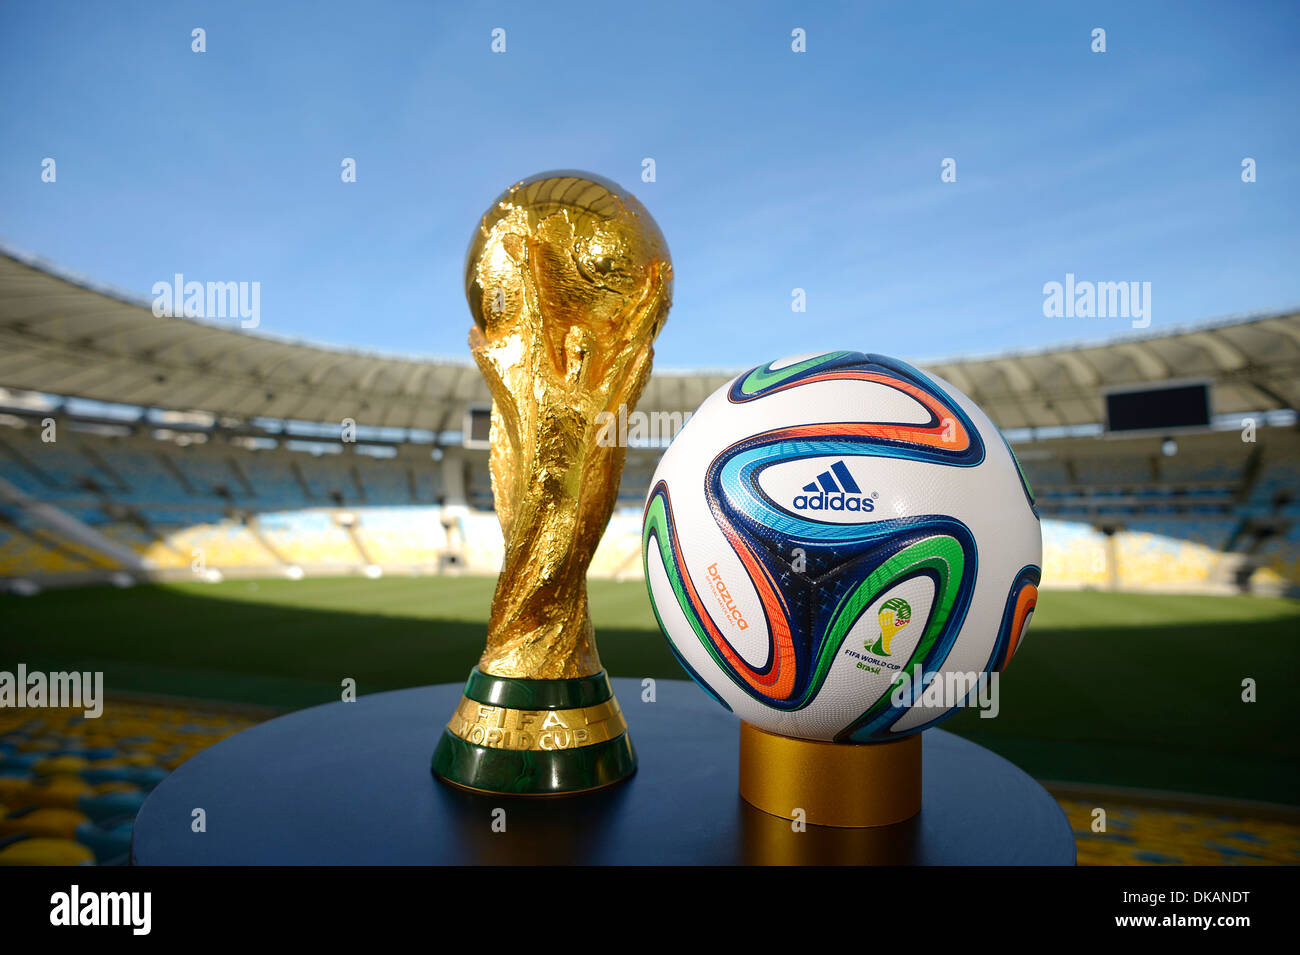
[0,700,259,866]
[238,452,311,509]
[0,506,122,575]
[0,525,95,577]
[355,457,417,505]
[1,419,1297,594]
[1019,457,1069,489]
[1041,521,1110,589]
[257,511,360,567]
[589,511,646,581]
[167,521,281,570]
[352,507,446,568]
[1157,453,1247,484]
[1244,459,1300,516]
[98,522,190,570]
[1126,517,1236,552]
[1113,529,1222,588]
[1071,455,1154,486]
[1251,524,1300,591]
[455,511,506,572]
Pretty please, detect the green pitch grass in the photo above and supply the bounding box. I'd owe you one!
[1,578,1296,805]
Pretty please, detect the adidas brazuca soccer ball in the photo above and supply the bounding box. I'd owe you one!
[642,351,1041,742]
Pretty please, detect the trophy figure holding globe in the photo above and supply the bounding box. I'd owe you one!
[432,171,673,795]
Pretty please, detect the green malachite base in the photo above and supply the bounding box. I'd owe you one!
[431,668,637,796]
[432,728,637,796]
[461,667,613,710]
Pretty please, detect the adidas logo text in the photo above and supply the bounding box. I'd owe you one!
[791,460,876,513]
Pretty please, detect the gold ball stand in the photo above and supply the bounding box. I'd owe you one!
[738,722,922,828]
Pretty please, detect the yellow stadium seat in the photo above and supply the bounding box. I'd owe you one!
[0,838,95,866]
[22,776,91,810]
[33,755,90,776]
[0,808,89,839]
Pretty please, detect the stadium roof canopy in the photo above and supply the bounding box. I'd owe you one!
[922,312,1300,431]
[1,249,1297,432]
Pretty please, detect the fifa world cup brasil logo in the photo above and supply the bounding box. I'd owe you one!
[432,171,673,795]
[869,598,912,657]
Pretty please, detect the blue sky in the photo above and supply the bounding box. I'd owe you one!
[1,0,1297,370]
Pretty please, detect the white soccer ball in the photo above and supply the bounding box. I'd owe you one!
[642,351,1042,741]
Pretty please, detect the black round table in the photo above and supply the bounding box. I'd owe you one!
[132,679,1075,865]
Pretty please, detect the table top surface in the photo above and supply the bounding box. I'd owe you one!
[132,678,1076,865]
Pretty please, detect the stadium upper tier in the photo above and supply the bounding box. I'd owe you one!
[2,247,1299,432]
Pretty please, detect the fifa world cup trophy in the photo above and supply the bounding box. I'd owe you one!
[432,171,672,794]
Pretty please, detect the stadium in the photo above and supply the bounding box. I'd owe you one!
[1,244,1297,866]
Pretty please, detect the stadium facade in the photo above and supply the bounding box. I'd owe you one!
[1,248,1297,596]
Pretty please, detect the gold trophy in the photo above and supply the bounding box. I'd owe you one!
[432,171,672,794]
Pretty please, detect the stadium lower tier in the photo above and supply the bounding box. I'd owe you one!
[1039,520,1300,593]
[0,700,260,865]
[1055,796,1300,866]
[2,505,1298,593]
[0,505,659,584]
[0,422,1296,593]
